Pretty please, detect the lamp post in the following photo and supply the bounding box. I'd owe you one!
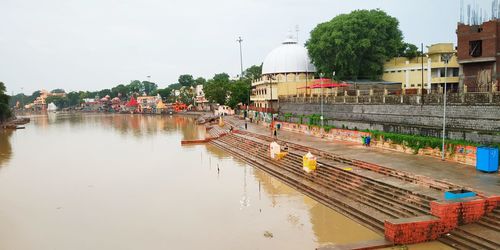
[237,36,250,115]
[320,73,324,128]
[441,53,453,160]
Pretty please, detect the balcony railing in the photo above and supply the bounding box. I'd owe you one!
[245,106,275,113]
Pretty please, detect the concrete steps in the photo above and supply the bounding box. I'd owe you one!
[212,130,499,249]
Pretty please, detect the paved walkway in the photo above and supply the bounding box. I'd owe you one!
[226,116,499,195]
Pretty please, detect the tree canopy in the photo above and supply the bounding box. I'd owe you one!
[306,9,403,80]
[203,73,230,105]
[398,42,422,59]
[243,64,262,81]
[50,88,65,94]
[0,82,12,122]
[178,74,195,87]
[227,78,250,108]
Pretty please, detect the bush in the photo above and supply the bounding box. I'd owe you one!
[367,130,488,154]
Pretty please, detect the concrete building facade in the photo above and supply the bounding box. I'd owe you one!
[382,44,460,92]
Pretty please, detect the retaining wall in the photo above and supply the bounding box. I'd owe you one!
[278,102,500,144]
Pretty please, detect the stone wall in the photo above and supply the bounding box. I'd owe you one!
[278,100,500,144]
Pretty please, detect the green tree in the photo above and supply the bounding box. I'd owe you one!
[128,80,144,94]
[204,73,230,105]
[98,89,112,98]
[306,9,403,80]
[157,87,172,101]
[66,91,82,107]
[142,81,158,95]
[227,78,250,108]
[244,64,262,81]
[398,42,421,59]
[194,77,206,86]
[8,93,28,107]
[179,86,195,105]
[45,95,68,109]
[50,88,66,94]
[111,84,129,98]
[168,83,182,90]
[0,82,11,122]
[178,74,195,87]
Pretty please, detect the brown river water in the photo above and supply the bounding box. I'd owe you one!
[0,113,451,250]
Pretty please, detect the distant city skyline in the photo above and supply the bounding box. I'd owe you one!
[0,0,486,94]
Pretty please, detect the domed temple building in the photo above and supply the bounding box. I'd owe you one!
[249,35,316,119]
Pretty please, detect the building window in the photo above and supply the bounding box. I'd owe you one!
[469,40,482,57]
[452,68,459,77]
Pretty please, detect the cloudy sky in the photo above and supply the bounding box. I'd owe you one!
[0,0,484,94]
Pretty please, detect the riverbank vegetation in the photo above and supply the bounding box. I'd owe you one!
[0,82,12,123]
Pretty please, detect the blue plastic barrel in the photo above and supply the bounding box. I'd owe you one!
[476,147,499,173]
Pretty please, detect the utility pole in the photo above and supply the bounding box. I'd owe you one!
[441,53,453,160]
[237,36,244,78]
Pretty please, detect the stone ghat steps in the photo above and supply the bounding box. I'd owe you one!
[284,151,431,216]
[235,130,465,193]
[220,131,500,249]
[206,124,230,138]
[439,226,500,250]
[234,133,436,212]
[213,134,443,234]
[476,208,500,231]
[439,207,500,250]
[210,138,386,233]
[222,134,430,219]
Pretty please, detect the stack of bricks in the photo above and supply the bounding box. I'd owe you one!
[385,195,499,244]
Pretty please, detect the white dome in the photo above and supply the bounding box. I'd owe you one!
[262,38,316,75]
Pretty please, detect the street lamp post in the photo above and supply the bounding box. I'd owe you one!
[441,53,453,160]
[237,36,250,116]
[320,73,324,128]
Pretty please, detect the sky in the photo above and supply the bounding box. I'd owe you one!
[0,0,487,94]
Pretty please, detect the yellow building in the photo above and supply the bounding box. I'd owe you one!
[382,43,460,92]
[250,35,316,112]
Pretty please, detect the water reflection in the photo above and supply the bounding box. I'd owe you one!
[0,114,395,249]
[0,130,13,166]
[30,113,205,140]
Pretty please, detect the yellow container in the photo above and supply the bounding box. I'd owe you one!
[303,156,317,172]
[275,152,288,160]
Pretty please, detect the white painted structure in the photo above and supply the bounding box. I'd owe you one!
[262,36,316,75]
